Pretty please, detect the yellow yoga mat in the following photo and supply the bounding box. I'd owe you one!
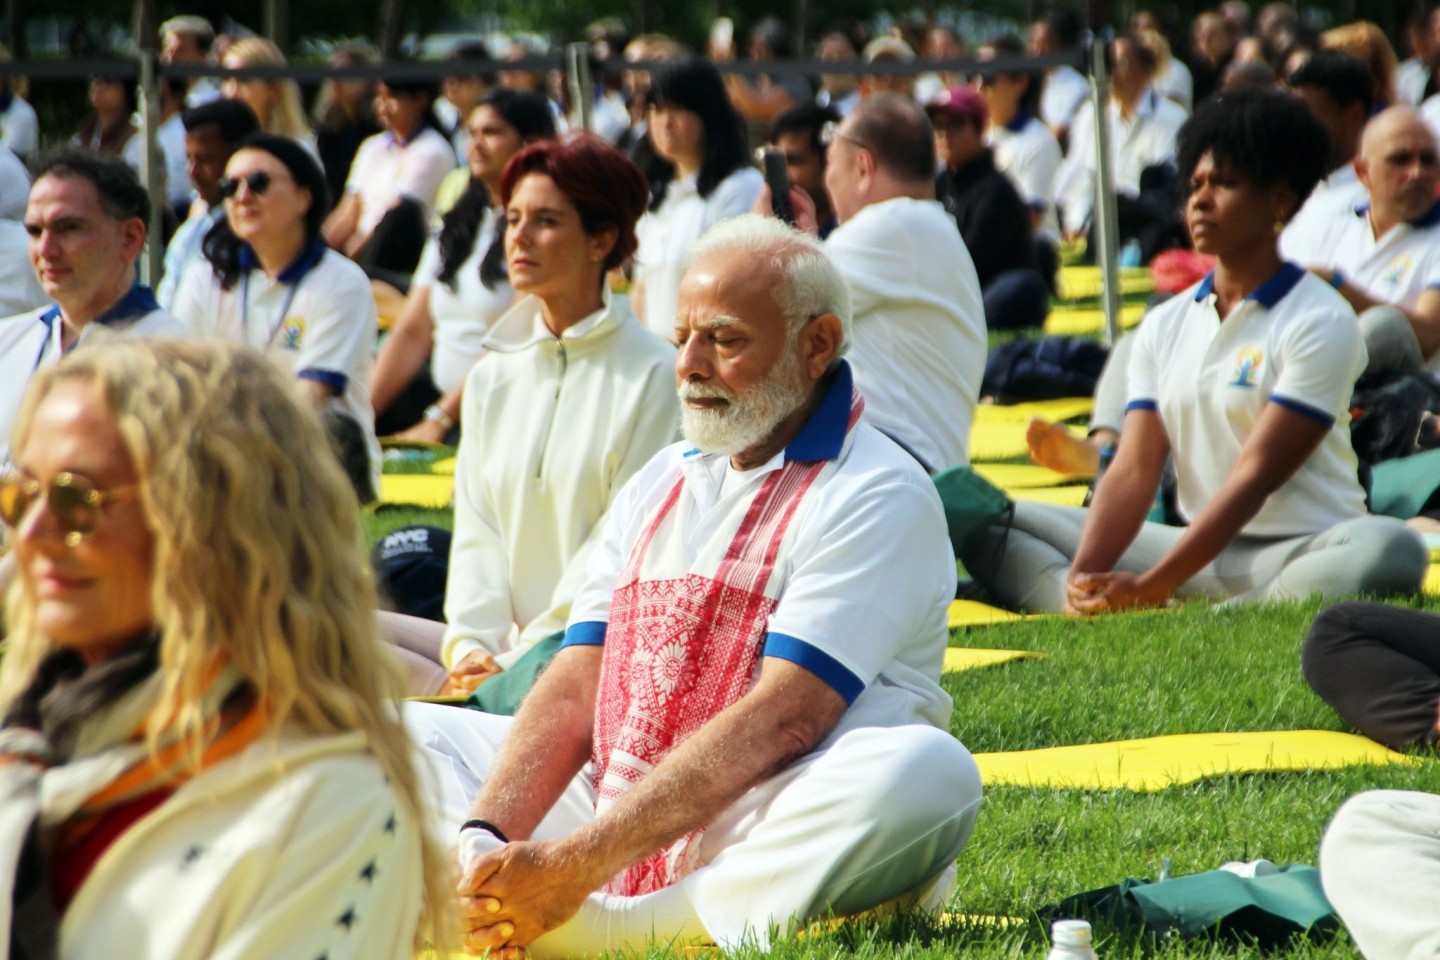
[943,646,1044,672]
[975,397,1095,424]
[974,730,1420,792]
[430,457,457,476]
[1044,302,1147,336]
[1057,265,1155,300]
[1426,563,1440,596]
[973,462,1087,490]
[948,599,1029,628]
[1011,485,1089,507]
[379,474,454,509]
[971,420,1084,462]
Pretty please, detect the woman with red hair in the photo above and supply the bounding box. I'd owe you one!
[385,134,678,699]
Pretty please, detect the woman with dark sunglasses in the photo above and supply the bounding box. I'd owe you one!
[0,338,452,956]
[170,133,381,502]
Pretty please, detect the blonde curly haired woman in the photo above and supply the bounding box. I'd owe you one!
[0,339,449,957]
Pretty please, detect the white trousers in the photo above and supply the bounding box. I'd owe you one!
[405,704,983,952]
[1321,789,1440,960]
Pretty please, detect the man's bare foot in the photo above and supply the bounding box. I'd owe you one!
[1026,417,1100,477]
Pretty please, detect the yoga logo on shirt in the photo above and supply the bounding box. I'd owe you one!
[1230,347,1263,388]
[1379,254,1414,295]
[281,316,305,351]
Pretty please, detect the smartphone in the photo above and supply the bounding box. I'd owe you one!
[761,148,796,225]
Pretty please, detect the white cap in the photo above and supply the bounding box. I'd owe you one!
[1052,919,1094,945]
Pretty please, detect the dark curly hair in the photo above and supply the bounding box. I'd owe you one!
[1176,87,1331,221]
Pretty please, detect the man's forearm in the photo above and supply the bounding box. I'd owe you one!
[553,661,846,889]
[471,646,602,840]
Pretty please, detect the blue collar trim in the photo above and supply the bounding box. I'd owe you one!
[239,238,327,285]
[784,360,854,463]
[1005,110,1031,133]
[94,283,160,326]
[1193,262,1305,309]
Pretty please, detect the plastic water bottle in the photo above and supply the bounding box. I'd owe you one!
[1119,238,1143,268]
[1047,919,1099,960]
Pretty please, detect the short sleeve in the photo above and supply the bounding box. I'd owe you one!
[763,476,953,703]
[698,168,763,232]
[1124,306,1163,412]
[293,257,376,390]
[394,132,457,209]
[1270,299,1365,426]
[412,237,443,290]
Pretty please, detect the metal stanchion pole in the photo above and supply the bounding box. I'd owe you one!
[137,51,164,287]
[1088,37,1122,347]
[566,43,594,132]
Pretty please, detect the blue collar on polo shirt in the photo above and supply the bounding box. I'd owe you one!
[784,359,854,462]
[1004,110,1031,133]
[93,283,160,326]
[1193,261,1305,308]
[238,237,327,285]
[1353,199,1440,228]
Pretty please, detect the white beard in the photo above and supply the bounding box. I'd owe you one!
[678,349,811,457]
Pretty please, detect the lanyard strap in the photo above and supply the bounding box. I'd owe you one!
[240,272,303,349]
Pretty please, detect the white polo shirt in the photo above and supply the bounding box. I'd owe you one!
[346,127,458,235]
[987,112,1063,238]
[171,242,381,487]
[411,211,516,394]
[563,361,956,741]
[1308,200,1440,319]
[1056,90,1187,235]
[1126,263,1368,538]
[0,94,38,160]
[0,285,188,454]
[824,196,985,472]
[1279,163,1367,264]
[633,166,763,338]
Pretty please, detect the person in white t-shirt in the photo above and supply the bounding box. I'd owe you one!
[171,135,380,501]
[1304,106,1440,377]
[632,59,762,337]
[974,34,1064,242]
[1282,51,1374,265]
[371,89,556,441]
[783,93,984,472]
[323,76,457,280]
[0,45,37,161]
[965,88,1426,614]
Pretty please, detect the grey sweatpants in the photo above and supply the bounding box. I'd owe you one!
[1322,790,1440,960]
[962,501,1427,613]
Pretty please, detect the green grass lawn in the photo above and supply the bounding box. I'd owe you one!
[375,466,1437,958]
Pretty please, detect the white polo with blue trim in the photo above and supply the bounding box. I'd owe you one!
[563,361,956,740]
[1126,263,1369,537]
[1309,200,1440,341]
[171,242,380,488]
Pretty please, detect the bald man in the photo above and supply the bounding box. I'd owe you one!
[1306,106,1440,375]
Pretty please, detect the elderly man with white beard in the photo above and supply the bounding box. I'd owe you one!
[405,214,982,958]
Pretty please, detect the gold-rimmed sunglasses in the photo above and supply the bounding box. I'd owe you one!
[0,470,139,545]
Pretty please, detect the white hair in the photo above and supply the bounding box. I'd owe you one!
[681,214,853,357]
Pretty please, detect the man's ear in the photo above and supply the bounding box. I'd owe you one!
[800,312,843,381]
[1354,155,1371,192]
[120,217,147,262]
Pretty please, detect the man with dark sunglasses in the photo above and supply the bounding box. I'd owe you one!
[0,150,189,454]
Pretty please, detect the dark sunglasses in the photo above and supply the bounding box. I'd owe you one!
[0,470,138,544]
[218,170,285,199]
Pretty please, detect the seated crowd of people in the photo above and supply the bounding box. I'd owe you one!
[5,4,1440,957]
